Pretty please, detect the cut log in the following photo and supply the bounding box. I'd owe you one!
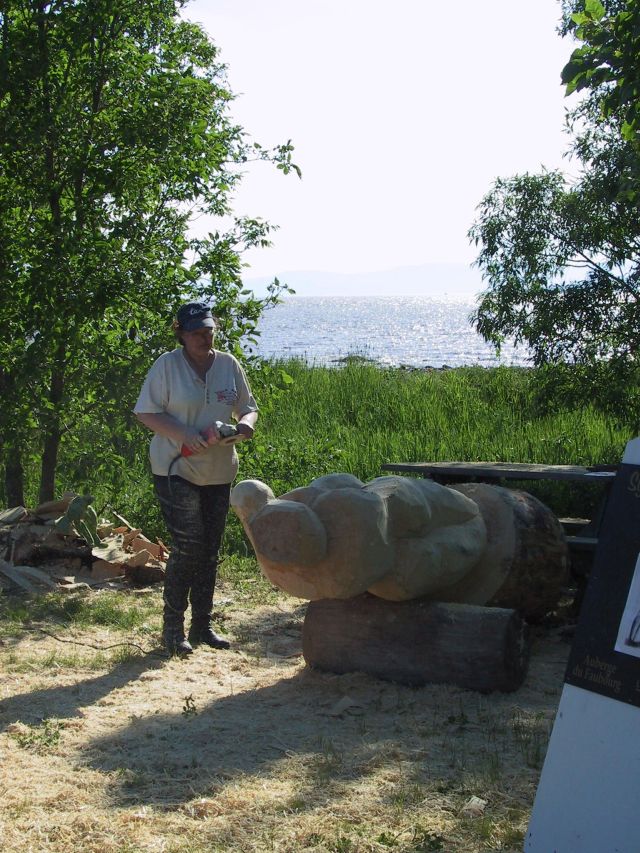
[303,594,530,692]
[441,484,570,621]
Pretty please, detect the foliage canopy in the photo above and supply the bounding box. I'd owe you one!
[470,0,640,426]
[0,0,298,505]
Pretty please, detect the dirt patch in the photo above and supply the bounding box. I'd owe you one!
[0,589,571,852]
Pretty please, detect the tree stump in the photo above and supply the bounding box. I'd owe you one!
[303,594,530,692]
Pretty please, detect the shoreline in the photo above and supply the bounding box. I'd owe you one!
[251,353,533,372]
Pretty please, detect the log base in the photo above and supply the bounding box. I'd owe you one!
[303,594,530,693]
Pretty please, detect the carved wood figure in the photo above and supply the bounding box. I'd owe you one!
[231,474,569,691]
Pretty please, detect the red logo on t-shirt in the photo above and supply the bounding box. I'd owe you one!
[216,388,238,405]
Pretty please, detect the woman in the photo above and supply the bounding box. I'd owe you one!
[134,302,258,656]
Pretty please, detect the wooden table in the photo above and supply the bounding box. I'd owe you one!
[381,461,617,487]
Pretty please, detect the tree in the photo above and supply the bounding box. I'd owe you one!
[469,0,640,424]
[561,0,640,158]
[0,0,298,506]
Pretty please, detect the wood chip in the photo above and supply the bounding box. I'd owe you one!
[460,796,487,817]
[130,537,163,559]
[326,696,364,717]
[91,559,126,581]
[122,529,143,548]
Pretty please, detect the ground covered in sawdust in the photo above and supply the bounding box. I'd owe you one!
[0,587,571,853]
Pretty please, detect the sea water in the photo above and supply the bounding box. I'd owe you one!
[245,296,531,368]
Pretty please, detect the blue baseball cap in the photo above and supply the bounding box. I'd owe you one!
[176,302,215,331]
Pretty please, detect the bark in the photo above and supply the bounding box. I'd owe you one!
[303,594,530,693]
[4,451,25,508]
[38,344,66,504]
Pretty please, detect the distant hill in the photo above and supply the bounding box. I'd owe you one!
[243,263,484,299]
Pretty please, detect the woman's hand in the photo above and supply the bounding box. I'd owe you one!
[235,421,255,441]
[182,425,219,454]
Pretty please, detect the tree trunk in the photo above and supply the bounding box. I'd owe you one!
[303,594,530,693]
[38,350,66,505]
[36,7,65,506]
[38,423,62,505]
[4,450,25,508]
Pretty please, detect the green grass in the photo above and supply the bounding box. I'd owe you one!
[0,589,160,634]
[217,555,280,604]
[0,588,162,672]
[253,361,625,475]
[222,360,629,551]
[45,360,633,551]
[9,717,64,753]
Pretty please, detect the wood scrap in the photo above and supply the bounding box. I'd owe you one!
[32,492,76,518]
[56,579,93,591]
[0,495,168,594]
[7,564,59,589]
[46,557,83,573]
[130,536,164,559]
[0,560,36,592]
[92,536,127,561]
[9,522,91,565]
[0,506,28,525]
[52,571,123,589]
[111,510,136,530]
[124,561,165,585]
[122,528,142,548]
[91,559,126,581]
[125,548,151,568]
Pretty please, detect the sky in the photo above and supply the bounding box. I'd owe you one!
[183,0,576,293]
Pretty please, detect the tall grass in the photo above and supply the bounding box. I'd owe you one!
[241,361,622,476]
[209,360,629,553]
[59,360,631,550]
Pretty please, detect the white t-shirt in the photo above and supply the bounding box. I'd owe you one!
[134,348,258,485]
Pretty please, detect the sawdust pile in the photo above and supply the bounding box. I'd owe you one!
[0,584,571,853]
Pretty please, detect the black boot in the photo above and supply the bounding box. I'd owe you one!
[163,628,193,656]
[163,610,193,656]
[188,620,230,650]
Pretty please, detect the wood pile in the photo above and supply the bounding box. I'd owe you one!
[0,493,167,594]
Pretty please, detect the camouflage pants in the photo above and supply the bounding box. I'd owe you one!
[153,475,231,631]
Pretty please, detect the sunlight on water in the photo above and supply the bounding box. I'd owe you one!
[245,296,531,368]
